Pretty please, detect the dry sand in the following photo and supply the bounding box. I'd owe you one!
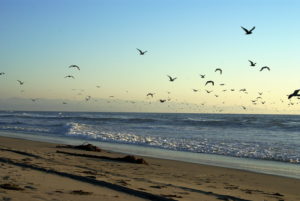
[0,136,299,201]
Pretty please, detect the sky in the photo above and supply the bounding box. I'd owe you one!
[0,0,300,113]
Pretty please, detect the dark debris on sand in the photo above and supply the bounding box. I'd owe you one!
[0,183,24,191]
[71,190,93,195]
[121,155,148,165]
[56,150,148,165]
[56,142,102,152]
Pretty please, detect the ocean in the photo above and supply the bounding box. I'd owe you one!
[0,111,299,178]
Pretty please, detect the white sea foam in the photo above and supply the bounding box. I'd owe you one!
[61,122,300,164]
[1,111,300,164]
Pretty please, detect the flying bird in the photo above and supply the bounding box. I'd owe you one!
[159,99,166,103]
[65,75,75,78]
[205,80,214,86]
[192,89,199,92]
[215,68,222,74]
[205,90,213,93]
[220,83,225,86]
[0,72,5,75]
[137,48,147,55]
[17,80,24,85]
[248,60,256,67]
[258,92,263,95]
[167,75,177,82]
[242,106,247,110]
[62,102,67,104]
[260,66,270,71]
[241,26,255,35]
[85,96,91,101]
[69,65,80,70]
[199,74,205,78]
[288,89,300,99]
[147,93,155,97]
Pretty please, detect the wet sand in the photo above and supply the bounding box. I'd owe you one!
[0,136,299,201]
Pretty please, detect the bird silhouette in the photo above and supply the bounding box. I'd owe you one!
[241,26,255,35]
[260,66,270,71]
[288,89,300,99]
[219,83,225,86]
[242,106,247,110]
[248,60,256,67]
[167,75,177,82]
[200,74,205,78]
[215,68,222,74]
[258,92,263,95]
[69,65,80,70]
[192,89,199,92]
[205,80,214,86]
[147,93,155,97]
[137,48,147,55]
[64,75,75,78]
[85,96,91,101]
[205,90,213,93]
[159,99,166,103]
[0,72,5,75]
[17,80,24,85]
[62,102,67,104]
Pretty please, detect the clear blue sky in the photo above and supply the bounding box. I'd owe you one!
[0,0,300,113]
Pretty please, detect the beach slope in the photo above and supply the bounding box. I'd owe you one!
[0,136,299,201]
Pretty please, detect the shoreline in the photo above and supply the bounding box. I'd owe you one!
[1,131,300,180]
[0,135,299,201]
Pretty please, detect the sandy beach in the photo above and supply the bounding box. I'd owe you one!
[0,136,299,201]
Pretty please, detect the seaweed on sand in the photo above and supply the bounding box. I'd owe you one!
[56,142,102,152]
[0,183,24,191]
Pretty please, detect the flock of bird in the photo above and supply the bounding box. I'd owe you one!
[0,26,299,112]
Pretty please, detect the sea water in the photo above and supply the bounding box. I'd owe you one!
[0,111,299,178]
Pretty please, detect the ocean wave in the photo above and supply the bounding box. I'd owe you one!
[0,113,160,124]
[1,112,300,131]
[1,112,300,163]
[61,122,300,164]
